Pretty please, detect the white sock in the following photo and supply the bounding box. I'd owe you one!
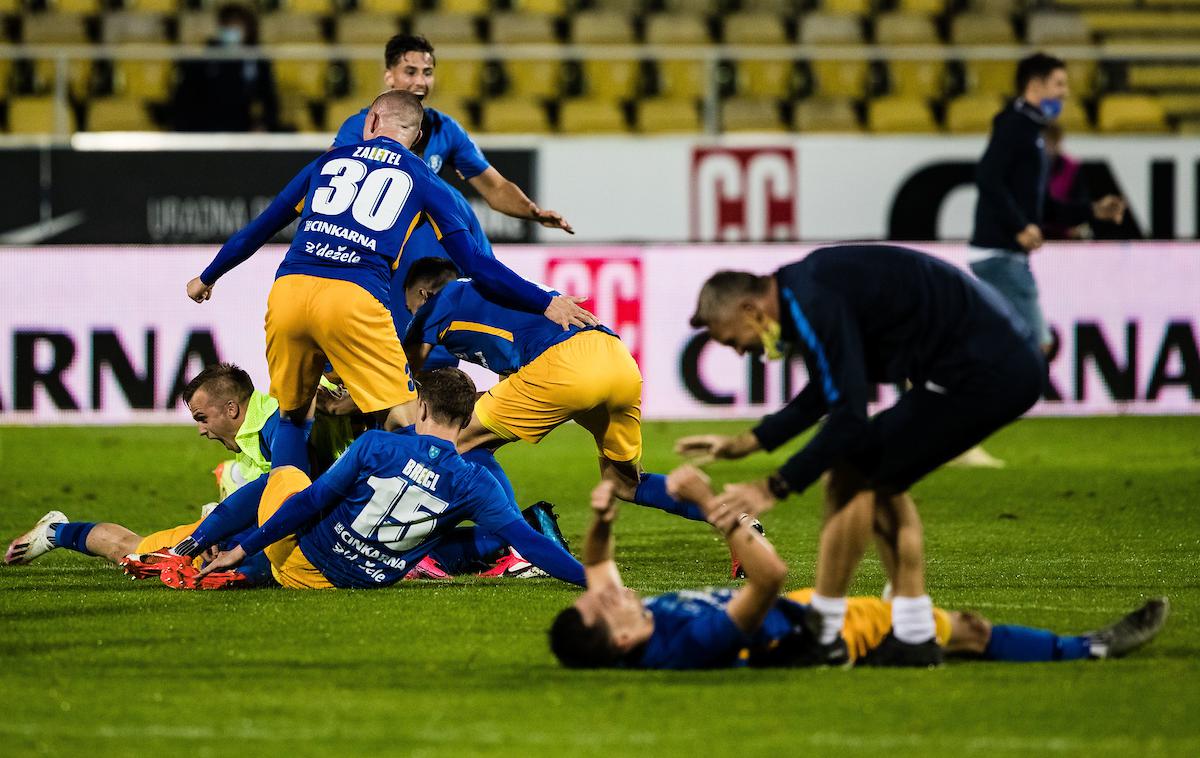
[891,594,936,644]
[810,593,848,645]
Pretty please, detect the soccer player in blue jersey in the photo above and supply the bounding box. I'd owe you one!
[402,258,715,531]
[186,90,594,483]
[548,467,1169,670]
[197,368,585,589]
[332,34,574,353]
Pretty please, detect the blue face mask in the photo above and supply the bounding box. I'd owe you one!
[217,26,244,46]
[1040,98,1063,120]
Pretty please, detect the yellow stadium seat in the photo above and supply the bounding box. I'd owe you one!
[897,0,945,14]
[591,0,640,13]
[737,59,794,98]
[411,13,481,44]
[888,60,944,98]
[868,95,937,132]
[968,0,1021,13]
[324,96,363,130]
[721,97,785,132]
[336,14,403,45]
[259,16,323,45]
[348,60,387,100]
[1057,99,1091,132]
[945,93,1002,133]
[275,61,329,100]
[723,13,788,45]
[503,60,562,99]
[664,0,719,12]
[570,12,635,44]
[113,60,174,100]
[511,0,569,12]
[0,0,15,10]
[278,92,319,132]
[559,99,628,133]
[644,14,712,45]
[287,0,333,13]
[1065,60,1096,98]
[1128,64,1200,90]
[1082,11,1200,34]
[951,13,1016,44]
[479,97,551,133]
[23,14,88,44]
[793,96,861,132]
[799,13,863,44]
[1158,93,1200,116]
[357,0,416,13]
[491,13,558,44]
[434,59,484,99]
[637,97,702,133]
[1098,94,1168,133]
[582,59,641,99]
[85,97,158,131]
[53,0,101,12]
[439,0,490,13]
[32,59,92,98]
[177,12,217,45]
[875,13,938,44]
[963,60,1016,95]
[656,59,710,99]
[125,0,178,10]
[0,60,10,99]
[1026,12,1091,45]
[812,60,869,98]
[741,0,795,10]
[1058,0,1136,7]
[101,12,168,45]
[820,0,871,15]
[7,96,72,134]
[427,96,473,127]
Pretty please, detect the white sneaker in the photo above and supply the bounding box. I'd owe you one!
[5,510,68,565]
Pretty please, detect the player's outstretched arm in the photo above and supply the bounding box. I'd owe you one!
[674,430,762,466]
[467,167,574,234]
[581,480,623,591]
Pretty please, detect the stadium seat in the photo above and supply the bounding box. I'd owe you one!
[53,0,101,12]
[0,60,10,98]
[426,96,473,127]
[897,0,946,14]
[7,96,71,134]
[663,0,720,12]
[963,60,1016,95]
[968,0,1021,13]
[348,60,386,100]
[945,93,1003,133]
[644,14,712,45]
[1066,60,1097,98]
[1057,98,1091,132]
[1082,11,1200,35]
[22,14,88,44]
[100,12,168,45]
[582,59,642,99]
[811,60,869,98]
[874,13,938,44]
[1158,93,1200,118]
[792,96,861,131]
[440,0,490,13]
[868,95,937,132]
[336,14,403,45]
[435,59,484,99]
[737,59,795,98]
[799,13,863,45]
[820,0,871,16]
[502,59,563,99]
[888,60,945,98]
[491,13,558,44]
[637,97,703,133]
[723,13,789,45]
[323,96,363,130]
[411,14,481,45]
[1128,64,1200,90]
[259,16,323,45]
[85,97,158,131]
[721,96,785,131]
[950,13,1016,44]
[124,0,178,10]
[1098,94,1168,132]
[479,97,551,133]
[1026,12,1092,45]
[358,0,415,13]
[32,59,92,99]
[278,92,320,133]
[570,12,636,44]
[177,13,218,45]
[656,59,710,99]
[741,0,800,11]
[590,0,641,13]
[275,61,330,100]
[113,60,174,100]
[512,0,570,12]
[558,99,628,133]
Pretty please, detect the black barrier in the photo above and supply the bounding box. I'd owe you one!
[0,147,537,245]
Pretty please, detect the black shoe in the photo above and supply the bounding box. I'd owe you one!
[522,501,570,553]
[1087,598,1170,659]
[731,520,766,579]
[860,632,943,668]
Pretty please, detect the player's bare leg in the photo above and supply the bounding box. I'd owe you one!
[874,491,925,598]
[80,524,144,562]
[598,457,640,501]
[383,400,420,431]
[453,412,509,454]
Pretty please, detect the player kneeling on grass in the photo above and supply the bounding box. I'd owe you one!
[197,368,585,589]
[547,466,1168,670]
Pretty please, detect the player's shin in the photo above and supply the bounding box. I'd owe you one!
[985,625,1091,662]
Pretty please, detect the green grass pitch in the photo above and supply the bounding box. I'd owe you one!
[1,417,1197,757]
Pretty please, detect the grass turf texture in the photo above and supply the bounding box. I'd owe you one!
[1,417,1197,757]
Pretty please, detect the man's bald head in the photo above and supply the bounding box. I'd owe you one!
[362,90,424,148]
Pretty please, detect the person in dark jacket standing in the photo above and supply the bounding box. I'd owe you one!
[969,52,1125,354]
[676,244,1044,667]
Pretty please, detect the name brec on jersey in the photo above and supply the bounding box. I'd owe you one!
[403,458,441,490]
[352,145,403,166]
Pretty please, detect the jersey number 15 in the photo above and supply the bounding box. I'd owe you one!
[311,158,414,233]
[352,475,451,552]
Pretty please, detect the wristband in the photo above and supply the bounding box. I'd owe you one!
[767,471,791,500]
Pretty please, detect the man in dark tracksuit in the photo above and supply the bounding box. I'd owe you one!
[677,244,1043,667]
[970,52,1125,354]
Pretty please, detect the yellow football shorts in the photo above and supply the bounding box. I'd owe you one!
[786,589,952,661]
[135,520,202,561]
[265,274,417,414]
[257,466,334,590]
[474,330,643,463]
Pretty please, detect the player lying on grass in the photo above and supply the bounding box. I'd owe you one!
[547,466,1168,670]
[195,368,586,589]
[401,258,720,529]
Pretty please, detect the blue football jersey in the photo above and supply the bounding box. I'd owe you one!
[296,430,521,588]
[635,588,812,670]
[408,279,617,375]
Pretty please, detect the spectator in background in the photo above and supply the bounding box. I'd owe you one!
[968,52,1125,356]
[169,3,280,132]
[1041,123,1091,241]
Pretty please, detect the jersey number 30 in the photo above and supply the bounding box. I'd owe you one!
[352,476,450,552]
[311,158,414,232]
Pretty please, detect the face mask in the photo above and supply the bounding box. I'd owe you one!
[217,26,244,46]
[1040,98,1063,120]
[754,316,784,361]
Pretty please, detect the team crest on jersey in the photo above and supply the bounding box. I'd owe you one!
[429,446,440,459]
[429,155,443,173]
